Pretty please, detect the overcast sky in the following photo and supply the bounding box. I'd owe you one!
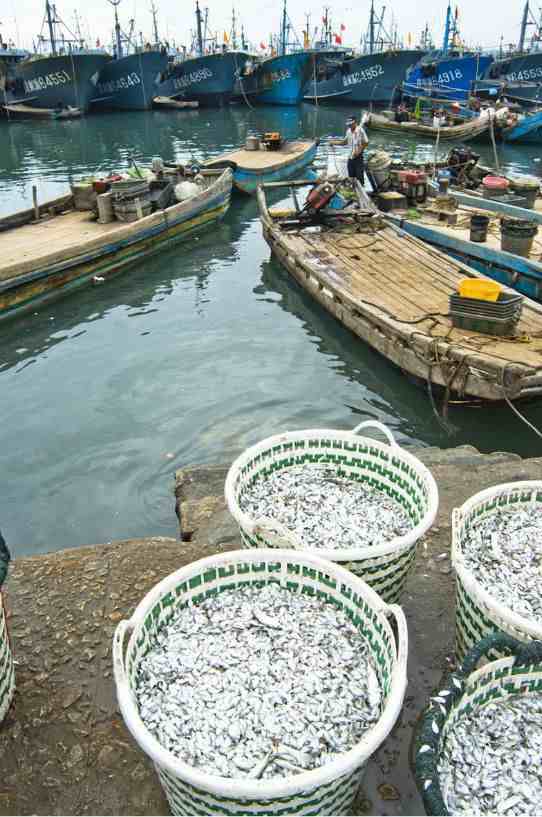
[0,0,530,53]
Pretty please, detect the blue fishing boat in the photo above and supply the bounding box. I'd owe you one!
[385,191,542,303]
[157,2,251,106]
[303,2,425,106]
[0,37,29,104]
[502,108,542,143]
[91,1,168,111]
[205,139,317,194]
[403,3,492,102]
[8,2,109,112]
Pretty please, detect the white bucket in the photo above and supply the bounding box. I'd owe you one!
[225,421,439,603]
[114,549,408,816]
[452,481,542,660]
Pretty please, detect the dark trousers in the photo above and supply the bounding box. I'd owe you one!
[347,154,365,185]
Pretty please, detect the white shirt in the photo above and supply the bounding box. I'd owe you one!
[345,125,368,159]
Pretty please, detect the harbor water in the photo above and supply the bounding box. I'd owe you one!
[1,104,542,556]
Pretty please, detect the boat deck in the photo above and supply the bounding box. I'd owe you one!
[281,223,542,369]
[206,141,314,171]
[0,209,120,281]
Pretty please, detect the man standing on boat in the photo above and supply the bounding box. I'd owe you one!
[329,117,369,185]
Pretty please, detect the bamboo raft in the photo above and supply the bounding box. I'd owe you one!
[364,112,491,143]
[257,180,542,403]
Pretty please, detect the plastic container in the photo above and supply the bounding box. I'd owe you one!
[113,549,408,816]
[500,217,538,258]
[0,537,14,725]
[367,150,392,189]
[458,278,501,301]
[225,420,439,603]
[508,175,540,209]
[245,135,260,151]
[452,481,542,661]
[450,291,523,319]
[414,633,542,816]
[449,310,520,336]
[469,213,490,243]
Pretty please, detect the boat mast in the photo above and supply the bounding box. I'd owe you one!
[369,0,375,54]
[150,1,159,45]
[231,7,237,49]
[195,0,204,56]
[45,0,57,55]
[518,1,530,53]
[280,0,287,55]
[241,23,246,50]
[442,1,452,55]
[108,0,123,58]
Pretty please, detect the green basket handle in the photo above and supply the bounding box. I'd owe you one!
[352,420,397,447]
[415,632,542,816]
[0,531,10,588]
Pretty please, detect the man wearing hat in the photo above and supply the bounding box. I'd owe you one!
[330,116,369,184]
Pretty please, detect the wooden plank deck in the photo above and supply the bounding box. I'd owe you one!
[206,141,314,171]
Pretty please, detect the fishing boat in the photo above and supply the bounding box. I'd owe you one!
[8,2,109,112]
[0,167,232,322]
[383,189,542,303]
[257,178,542,403]
[403,3,492,103]
[156,2,251,106]
[0,37,28,106]
[482,2,542,95]
[90,1,168,111]
[501,107,542,143]
[302,2,424,105]
[2,102,81,119]
[205,139,317,194]
[363,111,490,142]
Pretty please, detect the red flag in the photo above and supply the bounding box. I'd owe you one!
[340,23,346,31]
[322,17,326,23]
[260,41,266,49]
[334,33,342,44]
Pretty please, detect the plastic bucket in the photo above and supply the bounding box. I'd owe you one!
[452,481,542,661]
[469,213,490,243]
[225,421,439,603]
[508,175,540,209]
[113,549,408,816]
[0,540,14,725]
[500,217,538,258]
[414,633,542,816]
[482,175,509,200]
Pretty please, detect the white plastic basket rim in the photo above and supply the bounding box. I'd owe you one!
[224,425,439,562]
[452,480,542,640]
[113,548,408,801]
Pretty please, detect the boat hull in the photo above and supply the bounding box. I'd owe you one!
[404,54,493,102]
[11,53,110,112]
[158,52,251,106]
[0,171,232,321]
[303,50,425,105]
[91,51,168,110]
[236,52,339,105]
[233,143,317,193]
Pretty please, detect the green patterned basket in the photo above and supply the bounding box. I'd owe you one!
[0,533,14,725]
[414,633,542,816]
[224,421,439,603]
[113,549,408,816]
[452,481,542,662]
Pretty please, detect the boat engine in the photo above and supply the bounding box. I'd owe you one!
[303,182,336,216]
[262,132,283,151]
[447,146,482,189]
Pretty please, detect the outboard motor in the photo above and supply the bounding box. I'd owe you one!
[447,146,481,188]
[303,182,336,216]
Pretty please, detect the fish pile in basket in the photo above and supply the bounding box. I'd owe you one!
[438,694,542,815]
[135,583,382,779]
[461,507,542,621]
[240,465,413,550]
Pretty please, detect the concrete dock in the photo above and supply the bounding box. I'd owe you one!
[1,445,540,815]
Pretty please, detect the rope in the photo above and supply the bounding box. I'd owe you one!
[233,53,254,110]
[501,364,542,439]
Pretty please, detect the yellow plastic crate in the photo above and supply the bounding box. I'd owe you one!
[458,278,502,302]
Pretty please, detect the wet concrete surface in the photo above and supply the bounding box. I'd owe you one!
[0,445,540,815]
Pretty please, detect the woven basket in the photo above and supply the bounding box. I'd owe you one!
[224,421,439,603]
[414,633,542,816]
[113,549,408,816]
[0,537,14,725]
[452,481,542,661]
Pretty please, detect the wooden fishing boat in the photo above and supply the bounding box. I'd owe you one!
[257,179,542,403]
[0,168,232,322]
[501,108,542,144]
[205,140,317,194]
[3,103,81,120]
[384,191,542,303]
[363,112,491,143]
[153,96,199,110]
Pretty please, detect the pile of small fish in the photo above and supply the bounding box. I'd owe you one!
[438,694,542,815]
[462,508,542,620]
[239,465,413,550]
[135,583,382,779]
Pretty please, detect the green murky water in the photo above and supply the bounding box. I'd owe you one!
[1,105,541,555]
